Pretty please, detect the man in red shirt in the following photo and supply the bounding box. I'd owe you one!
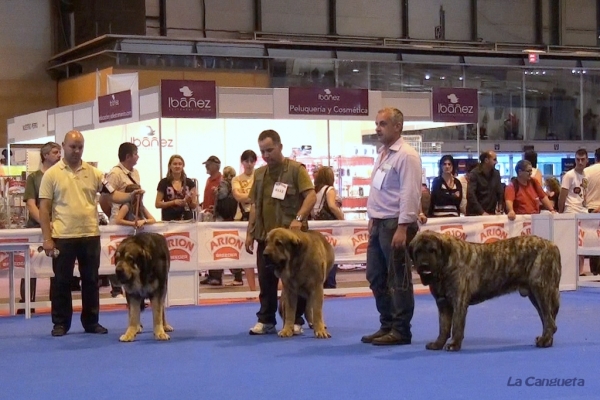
[505,160,555,220]
[202,155,222,212]
[201,155,223,285]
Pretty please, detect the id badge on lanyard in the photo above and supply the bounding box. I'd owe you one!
[372,164,392,190]
[272,182,288,200]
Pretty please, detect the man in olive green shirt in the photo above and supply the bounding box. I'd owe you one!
[245,129,316,335]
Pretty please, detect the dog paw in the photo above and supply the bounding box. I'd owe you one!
[535,335,553,348]
[278,328,294,338]
[314,329,331,339]
[425,341,445,350]
[136,324,143,333]
[119,332,137,342]
[444,342,462,351]
[154,331,171,341]
[163,324,174,332]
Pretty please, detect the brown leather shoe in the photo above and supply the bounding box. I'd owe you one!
[361,329,391,343]
[371,331,411,346]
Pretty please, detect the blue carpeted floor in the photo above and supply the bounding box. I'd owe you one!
[1,290,600,400]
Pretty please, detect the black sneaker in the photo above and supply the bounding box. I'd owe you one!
[84,324,108,334]
[51,325,68,337]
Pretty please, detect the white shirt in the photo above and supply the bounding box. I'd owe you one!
[561,169,588,214]
[367,137,422,224]
[106,163,141,222]
[584,163,600,209]
[312,186,333,218]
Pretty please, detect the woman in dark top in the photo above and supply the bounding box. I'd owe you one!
[155,154,198,221]
[428,155,463,218]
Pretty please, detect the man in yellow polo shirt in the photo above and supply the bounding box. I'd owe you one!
[39,130,142,337]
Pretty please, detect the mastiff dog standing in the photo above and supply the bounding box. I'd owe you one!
[263,228,335,339]
[409,231,561,351]
[114,232,173,342]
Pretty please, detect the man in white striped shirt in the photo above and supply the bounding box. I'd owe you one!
[361,107,422,346]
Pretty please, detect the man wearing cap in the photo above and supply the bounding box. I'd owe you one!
[201,155,222,213]
[201,155,224,285]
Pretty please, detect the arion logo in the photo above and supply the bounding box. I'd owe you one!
[209,230,244,261]
[317,88,341,101]
[440,225,467,241]
[165,232,196,262]
[480,223,508,243]
[351,228,369,255]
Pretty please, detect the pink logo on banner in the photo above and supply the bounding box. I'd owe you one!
[161,80,216,118]
[98,90,133,123]
[432,88,478,123]
[288,87,368,116]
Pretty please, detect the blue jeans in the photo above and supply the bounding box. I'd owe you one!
[366,219,418,338]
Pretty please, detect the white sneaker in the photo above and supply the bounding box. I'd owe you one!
[249,322,276,335]
[293,324,304,335]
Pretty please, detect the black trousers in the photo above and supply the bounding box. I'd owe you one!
[256,240,306,326]
[51,236,101,330]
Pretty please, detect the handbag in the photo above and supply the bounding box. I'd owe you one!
[314,186,337,221]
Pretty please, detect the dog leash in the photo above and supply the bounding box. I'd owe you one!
[132,193,142,236]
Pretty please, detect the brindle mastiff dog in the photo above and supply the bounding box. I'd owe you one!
[263,228,335,339]
[114,232,173,342]
[409,231,561,351]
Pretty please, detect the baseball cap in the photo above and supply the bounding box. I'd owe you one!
[203,155,221,165]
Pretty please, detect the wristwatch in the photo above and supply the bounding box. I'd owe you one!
[295,215,304,222]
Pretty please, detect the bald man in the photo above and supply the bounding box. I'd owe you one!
[39,131,142,337]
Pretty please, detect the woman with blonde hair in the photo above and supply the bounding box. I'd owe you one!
[311,166,344,288]
[155,155,198,221]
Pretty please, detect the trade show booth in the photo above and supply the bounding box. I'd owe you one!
[4,79,595,320]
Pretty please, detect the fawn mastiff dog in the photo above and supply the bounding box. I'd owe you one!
[114,232,173,342]
[263,228,335,339]
[409,231,561,351]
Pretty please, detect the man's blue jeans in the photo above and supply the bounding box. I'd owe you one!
[366,219,418,338]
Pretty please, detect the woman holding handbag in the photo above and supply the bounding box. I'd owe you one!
[311,167,344,288]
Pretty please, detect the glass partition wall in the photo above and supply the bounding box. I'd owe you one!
[270,57,594,142]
